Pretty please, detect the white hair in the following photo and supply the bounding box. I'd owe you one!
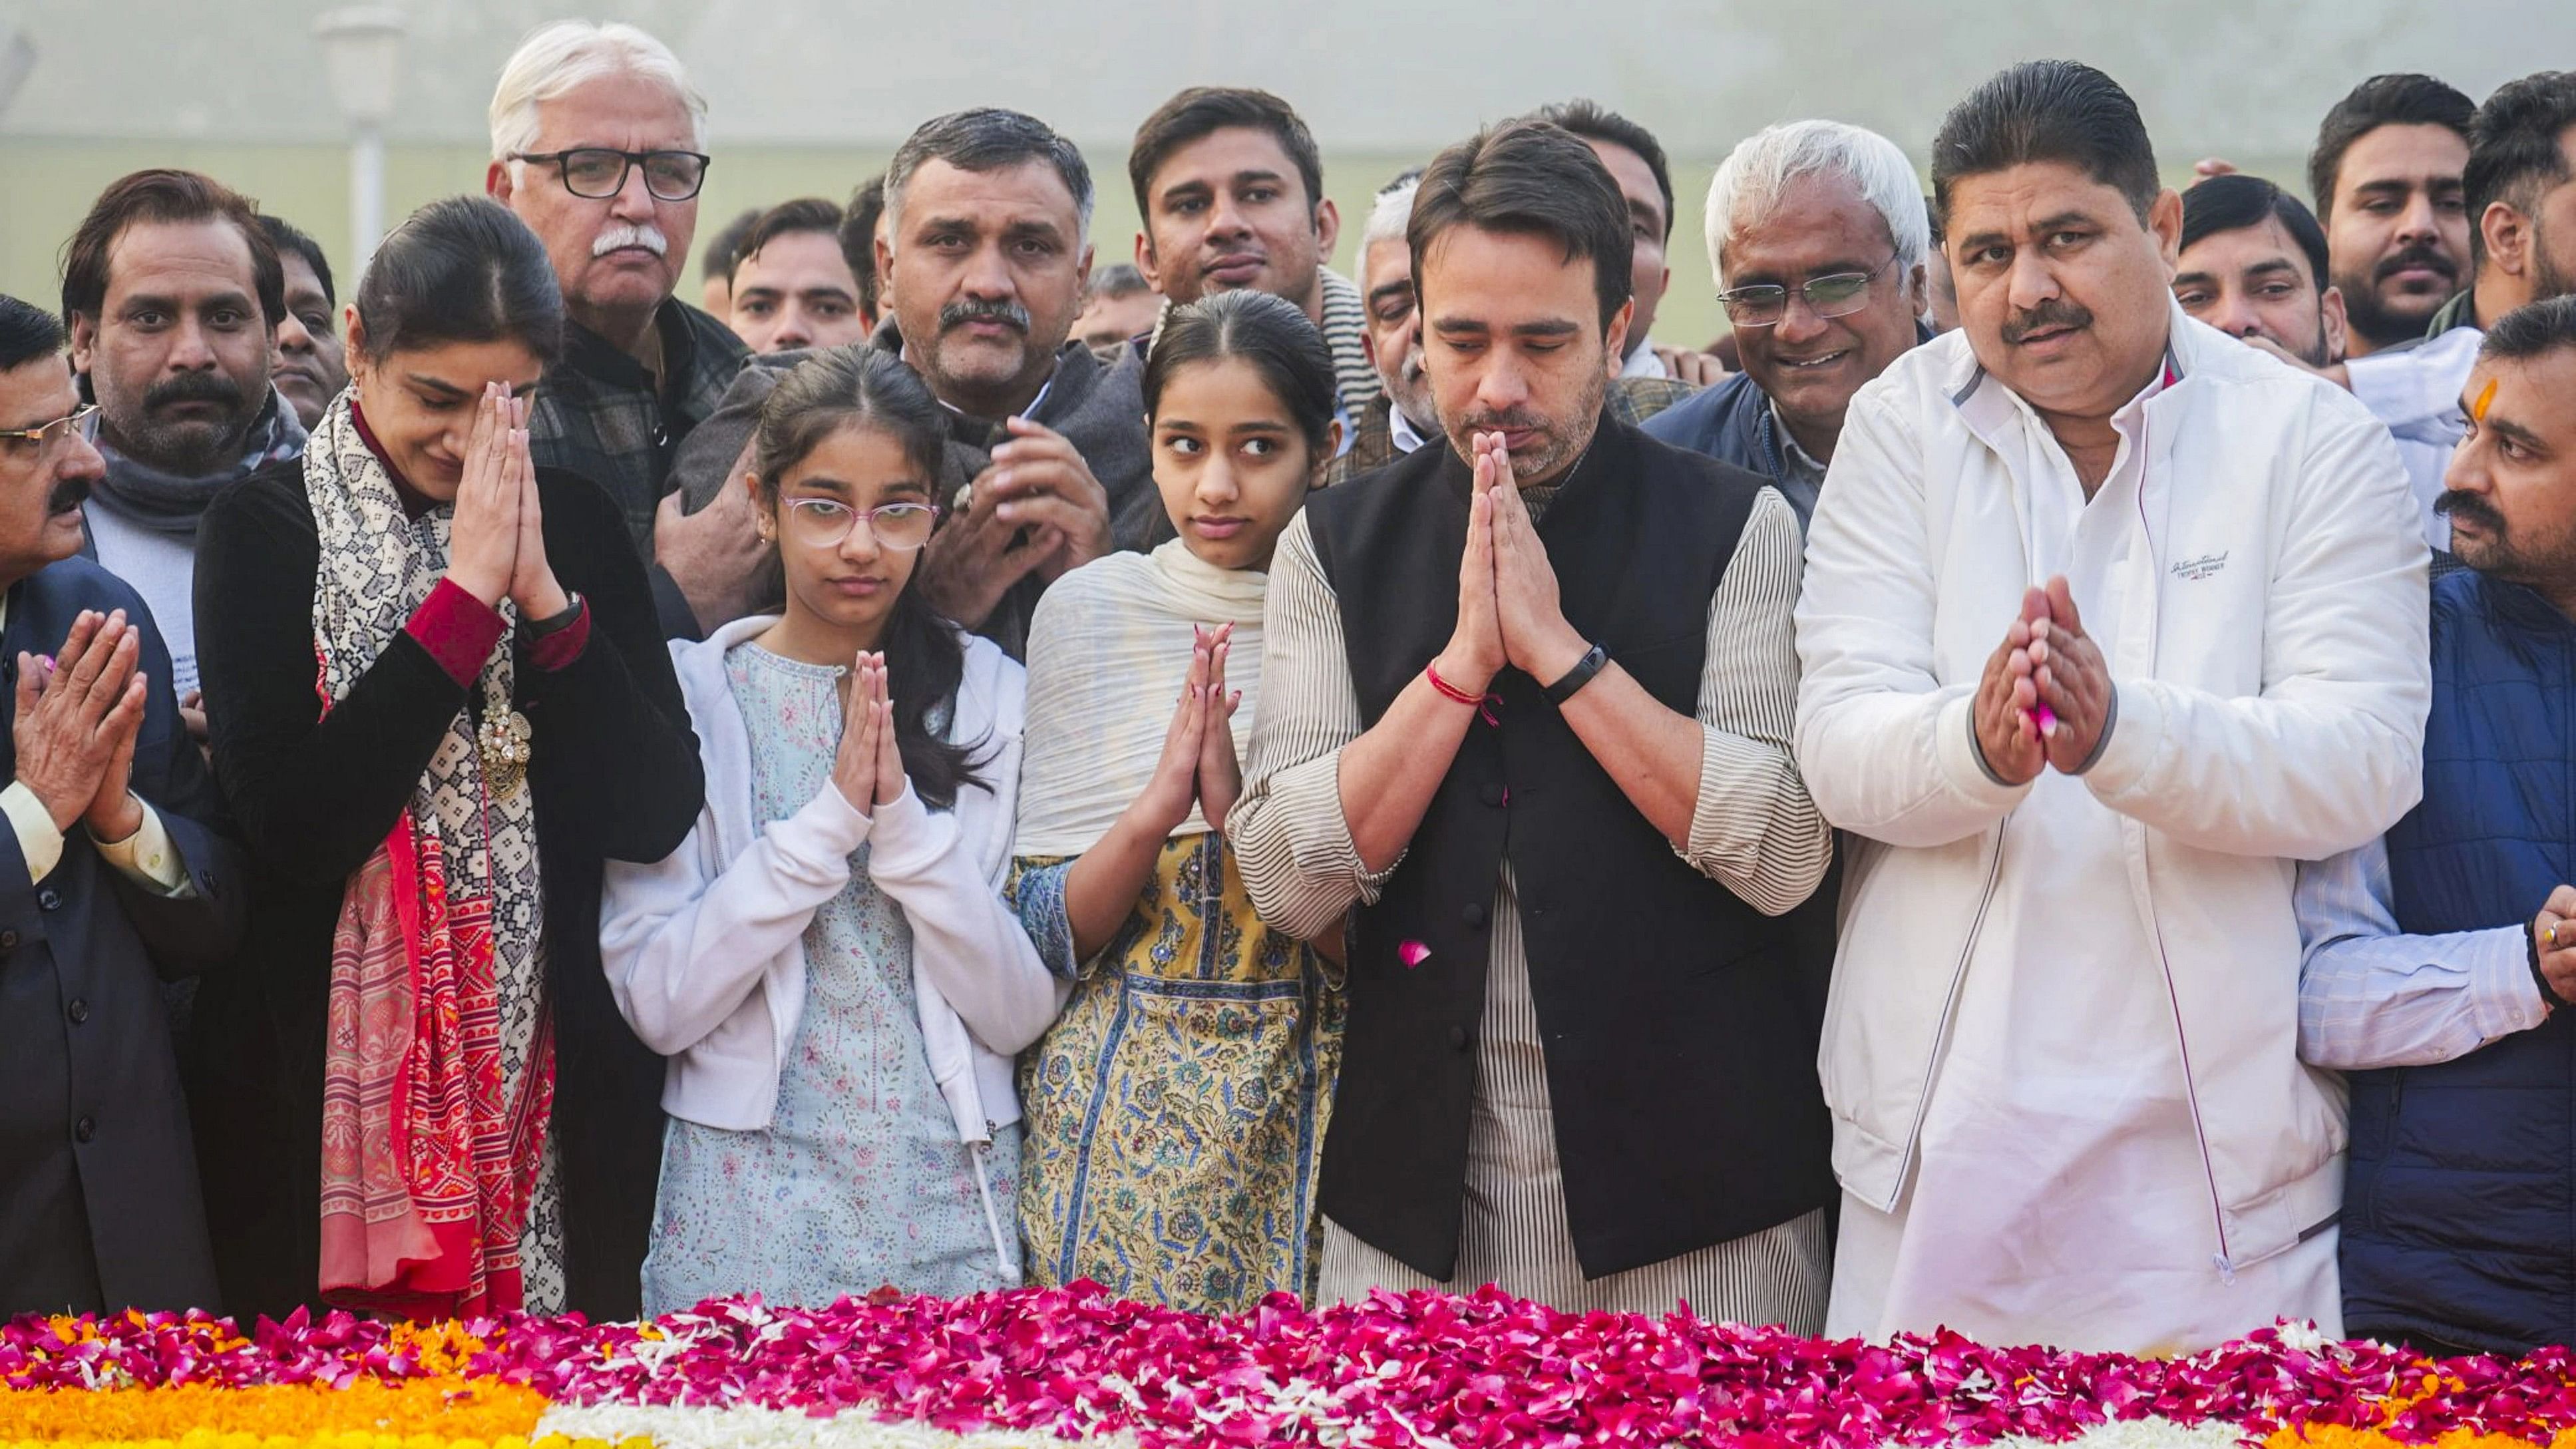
[1703,121,1929,294]
[1363,177,1419,254]
[488,20,707,162]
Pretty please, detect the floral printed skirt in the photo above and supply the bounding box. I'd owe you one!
[1014,833,1344,1312]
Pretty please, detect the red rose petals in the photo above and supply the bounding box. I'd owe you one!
[9,1289,2570,1448]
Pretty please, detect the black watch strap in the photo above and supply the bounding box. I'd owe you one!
[1544,642,1609,704]
[528,592,585,636]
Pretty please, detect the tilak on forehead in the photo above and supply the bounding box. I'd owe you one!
[2473,376,2499,423]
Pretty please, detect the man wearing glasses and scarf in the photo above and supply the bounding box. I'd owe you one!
[1644,120,1932,530]
[486,20,752,639]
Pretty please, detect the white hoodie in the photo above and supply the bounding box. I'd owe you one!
[599,617,1063,1159]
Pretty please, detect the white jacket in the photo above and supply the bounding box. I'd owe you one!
[1793,306,2430,1273]
[599,616,1063,1146]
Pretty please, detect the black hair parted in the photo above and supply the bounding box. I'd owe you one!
[702,207,761,284]
[1407,119,1634,333]
[1144,290,1339,460]
[2480,293,2576,363]
[840,174,888,319]
[1129,87,1326,223]
[731,196,846,284]
[1932,60,2159,228]
[2465,72,2576,267]
[0,294,67,373]
[2308,74,2475,219]
[2181,174,2332,290]
[1535,98,1677,242]
[751,343,984,810]
[257,214,336,309]
[62,168,285,329]
[354,195,564,365]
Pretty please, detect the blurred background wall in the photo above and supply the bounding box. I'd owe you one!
[3,0,2567,346]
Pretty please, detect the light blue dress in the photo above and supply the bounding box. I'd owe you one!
[641,644,1021,1315]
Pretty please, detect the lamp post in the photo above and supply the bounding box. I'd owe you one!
[313,6,405,268]
[0,13,35,124]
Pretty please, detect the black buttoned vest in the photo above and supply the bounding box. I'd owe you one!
[1304,413,1837,1281]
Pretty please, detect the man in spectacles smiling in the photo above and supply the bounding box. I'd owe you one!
[486,19,752,639]
[1643,120,1931,529]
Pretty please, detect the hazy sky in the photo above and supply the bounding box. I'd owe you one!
[4,0,2569,160]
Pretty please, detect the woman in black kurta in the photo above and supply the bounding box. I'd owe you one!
[186,197,702,1321]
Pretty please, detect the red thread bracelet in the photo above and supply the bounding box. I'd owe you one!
[1425,661,1501,725]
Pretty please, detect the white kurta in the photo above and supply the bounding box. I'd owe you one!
[1824,370,2341,1354]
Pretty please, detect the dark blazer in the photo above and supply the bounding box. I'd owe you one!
[0,556,247,1315]
[187,462,704,1322]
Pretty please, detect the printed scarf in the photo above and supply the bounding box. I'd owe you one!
[307,395,552,1319]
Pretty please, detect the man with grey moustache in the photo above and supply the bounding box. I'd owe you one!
[486,19,751,636]
[1330,170,1436,485]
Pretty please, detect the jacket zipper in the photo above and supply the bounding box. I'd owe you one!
[2122,400,2233,1277]
[2139,865,2233,1276]
[1893,818,2010,1203]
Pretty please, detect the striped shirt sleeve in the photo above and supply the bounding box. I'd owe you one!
[1682,487,1833,915]
[1226,511,1395,941]
[2294,836,2549,1069]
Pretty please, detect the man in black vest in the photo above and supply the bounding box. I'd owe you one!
[1229,120,1836,1323]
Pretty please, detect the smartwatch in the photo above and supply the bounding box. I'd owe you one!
[1544,642,1608,704]
[529,592,585,636]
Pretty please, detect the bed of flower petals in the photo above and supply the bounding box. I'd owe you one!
[13,1288,2576,1449]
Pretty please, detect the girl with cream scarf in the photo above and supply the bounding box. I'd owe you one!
[1013,292,1348,1310]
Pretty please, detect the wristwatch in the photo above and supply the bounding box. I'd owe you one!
[1544,642,1608,704]
[528,592,585,636]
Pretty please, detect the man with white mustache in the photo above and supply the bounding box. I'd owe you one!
[486,20,751,638]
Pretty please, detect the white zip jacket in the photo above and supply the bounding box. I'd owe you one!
[1794,304,2430,1281]
[600,617,1063,1149]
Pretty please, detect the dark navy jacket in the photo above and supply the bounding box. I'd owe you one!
[2345,568,2576,1354]
[0,556,245,1314]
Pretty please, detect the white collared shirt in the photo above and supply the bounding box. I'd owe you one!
[2346,325,2483,550]
[1388,403,1433,455]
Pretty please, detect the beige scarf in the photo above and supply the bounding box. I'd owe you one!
[1017,539,1268,857]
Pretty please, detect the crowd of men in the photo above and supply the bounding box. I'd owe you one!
[5,13,2576,1358]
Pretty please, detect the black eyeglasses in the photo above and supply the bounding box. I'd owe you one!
[1718,252,1899,328]
[510,148,711,202]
